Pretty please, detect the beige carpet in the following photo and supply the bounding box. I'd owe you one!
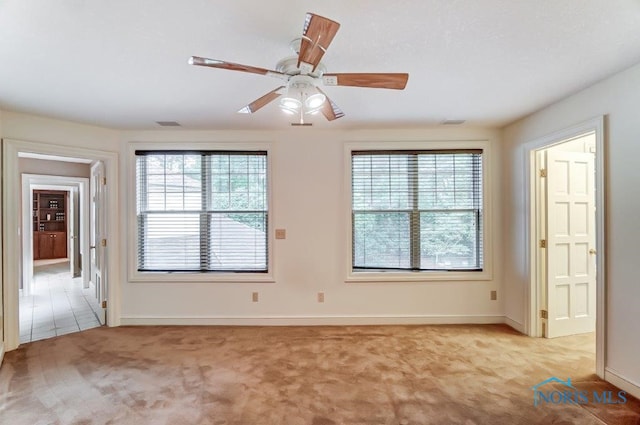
[1,324,639,424]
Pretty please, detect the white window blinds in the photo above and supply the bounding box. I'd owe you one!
[352,150,483,271]
[136,151,268,272]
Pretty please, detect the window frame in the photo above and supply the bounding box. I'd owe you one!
[128,142,274,283]
[344,140,493,282]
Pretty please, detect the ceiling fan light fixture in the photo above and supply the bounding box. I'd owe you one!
[305,92,326,109]
[304,102,325,115]
[279,96,302,114]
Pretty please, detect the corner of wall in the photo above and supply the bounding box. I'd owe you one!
[504,316,525,334]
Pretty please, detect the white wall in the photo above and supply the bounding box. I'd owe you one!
[120,127,503,324]
[502,63,640,393]
[19,158,91,177]
[546,133,595,154]
[1,112,503,339]
[1,111,119,149]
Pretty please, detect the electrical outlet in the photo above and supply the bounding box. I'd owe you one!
[317,292,325,303]
[275,229,286,239]
[490,290,497,301]
[252,292,259,302]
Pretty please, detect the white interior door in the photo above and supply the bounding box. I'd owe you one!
[69,188,82,278]
[90,161,107,325]
[545,150,596,338]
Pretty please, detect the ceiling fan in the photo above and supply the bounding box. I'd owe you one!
[188,12,409,123]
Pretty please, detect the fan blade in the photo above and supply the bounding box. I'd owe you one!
[316,88,345,121]
[323,73,409,90]
[297,13,340,73]
[188,56,286,79]
[237,86,286,114]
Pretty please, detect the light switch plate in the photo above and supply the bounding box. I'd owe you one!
[275,229,286,239]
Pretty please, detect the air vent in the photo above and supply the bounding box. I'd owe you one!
[441,119,466,125]
[291,122,313,127]
[155,121,181,127]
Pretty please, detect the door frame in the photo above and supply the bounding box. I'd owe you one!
[2,138,119,352]
[21,176,90,294]
[524,116,605,378]
[89,160,107,325]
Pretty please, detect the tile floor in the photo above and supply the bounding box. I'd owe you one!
[19,260,102,344]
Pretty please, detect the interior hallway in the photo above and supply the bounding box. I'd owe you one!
[19,259,101,343]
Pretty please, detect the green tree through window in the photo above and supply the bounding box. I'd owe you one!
[352,150,483,271]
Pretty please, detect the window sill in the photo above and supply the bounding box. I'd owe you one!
[345,270,492,283]
[129,271,275,283]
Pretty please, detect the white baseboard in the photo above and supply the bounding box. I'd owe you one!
[605,368,640,400]
[504,317,525,334]
[120,314,506,327]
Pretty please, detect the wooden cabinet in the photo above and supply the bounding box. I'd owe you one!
[33,190,68,260]
[53,233,67,258]
[37,232,67,259]
[38,232,54,258]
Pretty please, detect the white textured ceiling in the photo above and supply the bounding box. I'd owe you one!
[1,0,640,130]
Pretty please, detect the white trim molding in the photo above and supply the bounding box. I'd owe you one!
[605,368,640,401]
[121,314,507,326]
[504,317,525,334]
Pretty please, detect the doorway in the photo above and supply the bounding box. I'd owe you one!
[533,134,597,338]
[527,118,606,377]
[2,139,119,352]
[22,180,90,294]
[19,177,103,343]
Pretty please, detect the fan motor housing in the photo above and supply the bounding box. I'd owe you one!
[275,56,326,78]
[288,75,319,92]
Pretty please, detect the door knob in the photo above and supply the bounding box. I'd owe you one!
[589,249,597,255]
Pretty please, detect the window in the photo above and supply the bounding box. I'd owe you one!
[135,151,268,272]
[351,150,483,272]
